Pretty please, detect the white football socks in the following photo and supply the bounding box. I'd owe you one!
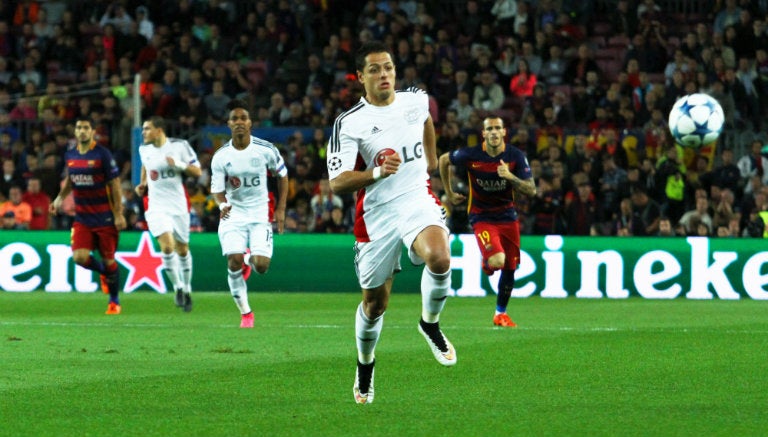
[227,268,251,314]
[355,302,383,364]
[178,252,193,293]
[421,267,451,323]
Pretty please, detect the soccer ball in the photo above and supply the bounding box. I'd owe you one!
[668,93,725,148]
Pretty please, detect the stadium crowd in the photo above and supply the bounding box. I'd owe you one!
[0,0,767,238]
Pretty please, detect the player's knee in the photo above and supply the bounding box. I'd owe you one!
[362,300,387,319]
[426,251,451,274]
[488,254,506,270]
[227,258,244,272]
[72,252,89,265]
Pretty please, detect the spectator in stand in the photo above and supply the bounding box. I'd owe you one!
[204,80,232,124]
[712,148,743,200]
[564,173,598,235]
[565,43,600,85]
[0,185,32,229]
[21,176,49,230]
[678,195,714,235]
[509,58,538,102]
[0,158,22,199]
[472,69,505,112]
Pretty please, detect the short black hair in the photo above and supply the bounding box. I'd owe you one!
[147,116,166,131]
[227,98,250,113]
[355,41,391,71]
[75,115,94,127]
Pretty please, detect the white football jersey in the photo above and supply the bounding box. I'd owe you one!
[210,136,287,224]
[139,138,200,214]
[327,88,430,208]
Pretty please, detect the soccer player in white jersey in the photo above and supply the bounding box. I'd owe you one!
[327,41,455,404]
[136,116,201,312]
[210,99,288,328]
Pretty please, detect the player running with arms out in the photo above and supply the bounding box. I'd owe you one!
[50,116,127,314]
[210,99,288,328]
[327,41,455,404]
[439,116,536,327]
[135,116,201,312]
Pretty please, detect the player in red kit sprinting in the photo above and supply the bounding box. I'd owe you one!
[439,116,537,327]
[50,117,127,314]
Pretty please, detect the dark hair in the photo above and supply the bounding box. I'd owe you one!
[227,98,250,113]
[75,115,94,127]
[148,116,166,131]
[355,41,391,71]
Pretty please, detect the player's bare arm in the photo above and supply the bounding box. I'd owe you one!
[107,177,127,230]
[329,153,402,194]
[423,116,437,173]
[135,165,147,196]
[213,192,231,220]
[438,152,466,205]
[50,170,72,213]
[498,159,537,197]
[166,156,202,178]
[275,175,289,234]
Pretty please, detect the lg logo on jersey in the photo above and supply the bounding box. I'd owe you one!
[149,169,179,180]
[229,175,260,189]
[400,141,423,163]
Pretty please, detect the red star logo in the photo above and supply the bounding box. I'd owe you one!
[115,232,166,293]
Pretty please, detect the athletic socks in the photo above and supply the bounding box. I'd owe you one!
[105,262,120,304]
[496,269,515,314]
[421,267,451,323]
[355,302,383,364]
[227,268,251,314]
[82,255,106,275]
[178,252,193,293]
[161,252,182,291]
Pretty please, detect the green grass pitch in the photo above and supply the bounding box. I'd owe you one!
[1,291,767,437]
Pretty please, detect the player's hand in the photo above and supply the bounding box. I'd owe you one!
[219,203,232,220]
[135,184,147,196]
[114,213,127,230]
[380,153,402,178]
[274,206,286,234]
[447,192,466,205]
[49,197,62,214]
[497,159,512,179]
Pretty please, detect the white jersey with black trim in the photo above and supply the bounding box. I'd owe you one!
[210,135,288,224]
[327,88,430,208]
[139,137,200,214]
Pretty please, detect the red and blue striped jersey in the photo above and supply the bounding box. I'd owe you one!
[448,142,532,224]
[64,143,120,227]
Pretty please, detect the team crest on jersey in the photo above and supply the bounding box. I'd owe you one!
[150,170,159,181]
[404,108,420,124]
[230,176,241,188]
[328,156,342,171]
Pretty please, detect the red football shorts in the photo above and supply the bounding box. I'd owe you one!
[472,221,521,270]
[71,222,119,260]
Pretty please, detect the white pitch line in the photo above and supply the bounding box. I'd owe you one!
[2,320,767,334]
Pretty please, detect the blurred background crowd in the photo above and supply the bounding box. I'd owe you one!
[0,0,767,238]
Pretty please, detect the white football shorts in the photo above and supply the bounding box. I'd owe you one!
[144,210,191,244]
[218,220,273,258]
[354,189,448,289]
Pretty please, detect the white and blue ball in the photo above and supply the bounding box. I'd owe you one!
[668,93,725,149]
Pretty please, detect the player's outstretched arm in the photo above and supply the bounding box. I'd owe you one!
[438,153,465,205]
[275,175,289,234]
[135,165,148,196]
[50,171,72,214]
[423,116,437,173]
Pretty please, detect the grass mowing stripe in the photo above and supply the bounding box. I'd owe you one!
[1,291,767,437]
